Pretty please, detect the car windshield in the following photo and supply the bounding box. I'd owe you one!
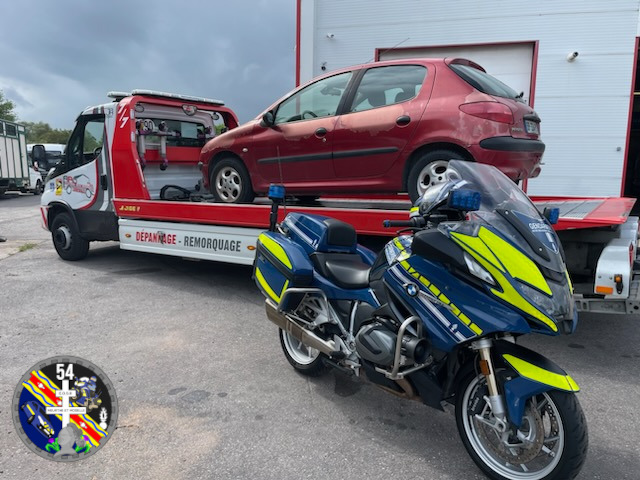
[446,160,565,273]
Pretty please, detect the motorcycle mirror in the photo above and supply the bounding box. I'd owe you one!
[543,207,560,225]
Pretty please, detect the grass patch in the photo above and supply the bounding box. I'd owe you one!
[19,243,38,252]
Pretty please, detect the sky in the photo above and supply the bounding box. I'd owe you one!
[0,0,296,129]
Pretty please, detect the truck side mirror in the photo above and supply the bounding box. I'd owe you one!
[261,111,275,128]
[32,144,46,164]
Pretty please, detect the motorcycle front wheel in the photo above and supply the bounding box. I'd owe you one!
[455,373,588,480]
[279,328,328,377]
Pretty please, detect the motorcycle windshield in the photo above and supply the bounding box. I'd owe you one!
[446,160,565,274]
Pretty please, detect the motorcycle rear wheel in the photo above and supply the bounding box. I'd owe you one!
[279,329,329,377]
[455,372,588,480]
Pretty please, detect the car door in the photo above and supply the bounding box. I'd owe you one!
[252,71,354,185]
[332,64,431,179]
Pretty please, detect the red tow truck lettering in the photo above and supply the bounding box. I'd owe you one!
[183,236,241,252]
[135,231,176,244]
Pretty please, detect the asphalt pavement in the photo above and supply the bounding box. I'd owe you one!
[0,193,639,479]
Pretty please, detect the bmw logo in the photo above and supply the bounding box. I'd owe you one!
[405,283,419,297]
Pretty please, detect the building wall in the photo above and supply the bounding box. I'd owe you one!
[299,0,640,197]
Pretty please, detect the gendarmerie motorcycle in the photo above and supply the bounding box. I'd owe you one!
[253,160,587,480]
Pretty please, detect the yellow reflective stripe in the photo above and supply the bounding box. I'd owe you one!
[451,231,504,272]
[465,248,558,332]
[477,227,552,295]
[469,324,483,335]
[399,259,482,336]
[410,207,419,213]
[566,270,574,294]
[255,267,280,302]
[280,280,289,299]
[503,354,579,392]
[258,234,292,269]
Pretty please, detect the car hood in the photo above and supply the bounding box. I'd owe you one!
[201,120,259,155]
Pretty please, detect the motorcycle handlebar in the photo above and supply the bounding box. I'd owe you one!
[383,217,425,228]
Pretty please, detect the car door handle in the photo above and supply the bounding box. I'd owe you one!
[396,115,411,126]
[315,127,327,137]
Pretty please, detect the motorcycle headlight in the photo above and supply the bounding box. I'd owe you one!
[518,280,573,320]
[463,252,495,286]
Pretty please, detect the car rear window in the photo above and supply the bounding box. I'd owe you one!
[449,63,521,101]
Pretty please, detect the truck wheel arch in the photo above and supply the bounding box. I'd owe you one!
[47,203,80,234]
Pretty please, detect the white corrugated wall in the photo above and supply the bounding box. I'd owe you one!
[299,0,640,197]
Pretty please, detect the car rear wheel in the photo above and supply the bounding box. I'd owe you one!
[210,157,255,204]
[407,149,466,202]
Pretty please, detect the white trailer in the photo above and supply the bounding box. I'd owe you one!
[0,119,28,195]
[295,0,640,314]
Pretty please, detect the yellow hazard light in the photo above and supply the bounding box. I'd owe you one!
[247,245,256,251]
[595,285,614,295]
[125,233,131,238]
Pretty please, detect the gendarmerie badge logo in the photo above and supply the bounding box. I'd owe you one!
[12,356,118,461]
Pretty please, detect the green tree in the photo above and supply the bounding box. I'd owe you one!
[23,121,72,144]
[0,89,18,121]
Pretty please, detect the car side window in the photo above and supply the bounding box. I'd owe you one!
[274,71,353,124]
[349,65,427,113]
[67,116,105,170]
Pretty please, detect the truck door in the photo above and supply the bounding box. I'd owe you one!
[45,113,116,240]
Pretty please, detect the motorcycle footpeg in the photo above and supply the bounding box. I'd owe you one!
[329,350,346,360]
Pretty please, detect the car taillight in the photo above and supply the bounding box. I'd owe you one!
[459,102,514,124]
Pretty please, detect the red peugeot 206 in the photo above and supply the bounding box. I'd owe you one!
[201,58,544,203]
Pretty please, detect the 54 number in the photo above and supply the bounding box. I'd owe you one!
[56,363,74,381]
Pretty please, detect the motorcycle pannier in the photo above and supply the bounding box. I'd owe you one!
[254,232,313,309]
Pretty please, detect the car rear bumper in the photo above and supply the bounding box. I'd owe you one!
[479,137,545,153]
[470,137,545,180]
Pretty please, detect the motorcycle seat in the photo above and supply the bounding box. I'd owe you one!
[311,252,371,289]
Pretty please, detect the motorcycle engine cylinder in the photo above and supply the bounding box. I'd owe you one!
[355,322,397,366]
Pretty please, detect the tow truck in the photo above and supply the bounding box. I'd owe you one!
[40,90,640,314]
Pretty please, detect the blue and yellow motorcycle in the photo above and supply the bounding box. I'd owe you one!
[254,160,587,480]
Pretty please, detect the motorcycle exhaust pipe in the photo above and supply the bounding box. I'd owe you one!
[265,300,336,355]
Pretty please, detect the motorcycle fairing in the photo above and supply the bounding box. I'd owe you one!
[494,341,580,426]
[384,255,531,352]
[450,226,560,333]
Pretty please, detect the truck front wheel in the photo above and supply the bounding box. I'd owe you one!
[51,213,89,261]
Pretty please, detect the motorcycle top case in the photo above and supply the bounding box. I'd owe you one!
[254,231,313,308]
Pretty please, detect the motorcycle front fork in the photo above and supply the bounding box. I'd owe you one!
[472,338,508,431]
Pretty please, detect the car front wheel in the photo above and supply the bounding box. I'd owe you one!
[210,157,255,204]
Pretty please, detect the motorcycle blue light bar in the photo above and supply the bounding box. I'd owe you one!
[268,184,285,201]
[448,189,481,211]
[544,207,560,225]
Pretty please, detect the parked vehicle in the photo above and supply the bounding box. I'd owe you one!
[254,160,587,480]
[28,143,66,189]
[201,58,544,203]
[0,119,29,195]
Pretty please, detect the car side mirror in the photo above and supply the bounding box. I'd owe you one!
[32,144,46,164]
[261,111,275,128]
